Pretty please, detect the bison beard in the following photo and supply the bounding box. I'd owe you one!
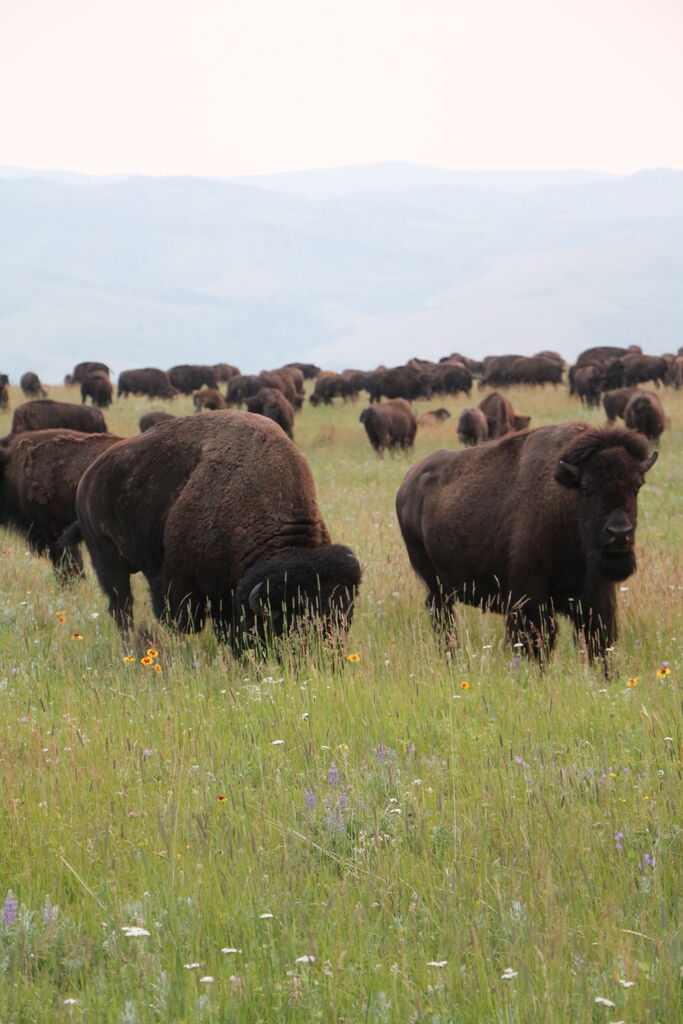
[396,423,657,665]
[73,412,361,650]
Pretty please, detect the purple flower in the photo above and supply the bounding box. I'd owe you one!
[304,788,316,811]
[507,657,521,669]
[191,661,201,668]
[10,668,18,675]
[661,661,670,668]
[644,852,656,867]
[615,831,624,850]
[142,748,153,758]
[42,896,58,924]
[327,763,339,786]
[323,795,346,833]
[19,717,29,723]
[3,890,18,926]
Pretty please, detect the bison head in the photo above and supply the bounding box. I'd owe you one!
[555,428,657,581]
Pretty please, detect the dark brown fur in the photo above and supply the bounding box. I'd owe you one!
[193,388,227,411]
[10,400,107,435]
[478,391,515,439]
[624,390,665,442]
[118,368,179,400]
[0,429,120,580]
[396,423,657,663]
[20,372,47,398]
[81,371,113,408]
[417,408,452,427]
[457,408,488,446]
[603,387,635,423]
[360,399,417,455]
[168,365,219,394]
[139,411,176,432]
[73,412,361,647]
[245,388,295,439]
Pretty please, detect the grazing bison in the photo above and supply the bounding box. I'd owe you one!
[430,361,472,397]
[118,368,178,400]
[417,408,452,428]
[478,391,515,439]
[9,400,107,435]
[72,413,361,647]
[309,373,354,406]
[575,346,629,367]
[457,408,489,446]
[0,374,9,412]
[285,362,321,379]
[212,363,241,383]
[20,372,47,398]
[0,429,120,581]
[505,356,563,386]
[671,355,683,389]
[624,390,665,442]
[360,399,417,455]
[193,388,227,411]
[139,411,175,432]
[71,361,110,383]
[168,365,219,394]
[81,371,113,408]
[621,354,669,388]
[603,387,635,423]
[573,364,604,408]
[479,354,524,388]
[226,375,263,407]
[396,423,658,663]
[245,387,295,439]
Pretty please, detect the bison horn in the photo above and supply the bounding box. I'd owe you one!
[248,581,265,613]
[640,450,658,473]
[558,459,580,479]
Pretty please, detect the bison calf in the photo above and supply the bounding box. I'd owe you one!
[360,399,417,455]
[73,412,361,649]
[457,408,488,446]
[396,423,657,664]
[624,390,665,442]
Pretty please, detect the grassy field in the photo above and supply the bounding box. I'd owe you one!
[0,382,681,1023]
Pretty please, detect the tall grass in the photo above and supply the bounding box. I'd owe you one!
[0,382,680,1022]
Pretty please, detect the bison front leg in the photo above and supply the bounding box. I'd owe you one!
[569,585,617,669]
[505,596,557,664]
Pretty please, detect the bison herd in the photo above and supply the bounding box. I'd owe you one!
[0,341,677,666]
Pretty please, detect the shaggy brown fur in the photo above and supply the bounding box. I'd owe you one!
[245,388,295,439]
[10,400,107,435]
[396,422,657,663]
[20,372,47,398]
[624,390,665,442]
[169,365,219,394]
[139,411,176,432]
[603,387,635,422]
[456,408,488,446]
[73,412,361,646]
[505,356,563,386]
[478,391,515,439]
[118,368,178,400]
[572,364,603,408]
[360,399,417,455]
[81,371,113,408]
[0,429,120,580]
[621,354,668,388]
[193,389,227,412]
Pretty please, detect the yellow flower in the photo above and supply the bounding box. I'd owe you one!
[122,656,136,663]
[626,676,638,688]
[347,652,361,663]
[656,667,671,679]
[146,648,159,659]
[460,680,470,690]
[71,632,84,640]
[56,612,66,623]
[140,656,154,666]
[154,663,162,674]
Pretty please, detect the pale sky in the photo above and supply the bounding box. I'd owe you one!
[1,0,682,177]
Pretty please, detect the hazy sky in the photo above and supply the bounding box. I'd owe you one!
[2,0,682,177]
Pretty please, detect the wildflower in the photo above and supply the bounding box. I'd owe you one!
[192,660,201,668]
[427,960,448,967]
[626,676,638,688]
[656,667,671,679]
[71,632,84,640]
[271,739,284,746]
[644,853,656,867]
[184,962,202,969]
[327,763,339,786]
[501,967,518,980]
[259,912,274,919]
[122,656,135,663]
[121,926,151,937]
[142,748,153,758]
[614,831,624,850]
[56,611,66,623]
[347,652,361,663]
[140,656,153,666]
[3,890,18,926]
[146,648,159,658]
[221,947,242,953]
[304,788,316,811]
[63,999,78,1005]
[594,997,616,1007]
[460,680,470,690]
[296,954,316,964]
[218,795,227,801]
[42,896,58,923]
[200,976,214,983]
[154,664,162,674]
[619,979,635,988]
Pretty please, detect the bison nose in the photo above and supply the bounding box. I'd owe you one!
[605,521,634,543]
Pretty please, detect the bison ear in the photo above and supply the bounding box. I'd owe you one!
[640,450,658,474]
[555,459,581,489]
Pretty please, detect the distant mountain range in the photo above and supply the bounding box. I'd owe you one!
[1,163,682,383]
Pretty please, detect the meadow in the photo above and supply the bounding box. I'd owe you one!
[0,381,681,1023]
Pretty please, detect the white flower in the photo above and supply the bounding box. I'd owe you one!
[501,968,518,980]
[259,912,274,919]
[184,962,201,969]
[595,997,616,1007]
[296,954,316,964]
[199,976,214,983]
[63,998,78,1005]
[271,739,284,746]
[388,807,402,814]
[618,979,635,988]
[427,960,447,967]
[221,947,242,953]
[121,926,151,937]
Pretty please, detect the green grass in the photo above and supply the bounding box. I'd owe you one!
[0,383,681,1022]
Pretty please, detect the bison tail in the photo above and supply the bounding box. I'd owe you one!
[62,522,83,547]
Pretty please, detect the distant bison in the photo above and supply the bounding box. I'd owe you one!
[118,368,178,400]
[81,371,113,408]
[71,361,110,383]
[0,374,9,412]
[396,423,657,663]
[0,429,120,581]
[457,408,489,446]
[572,365,603,408]
[309,374,354,406]
[139,411,175,432]
[193,389,227,412]
[9,400,107,435]
[417,408,452,428]
[72,412,361,647]
[478,391,515,439]
[20,372,47,398]
[603,387,635,423]
[169,365,219,394]
[285,362,320,379]
[672,355,683,389]
[505,356,563,386]
[621,354,668,388]
[360,399,417,455]
[245,387,295,439]
[624,390,665,442]
[212,363,241,383]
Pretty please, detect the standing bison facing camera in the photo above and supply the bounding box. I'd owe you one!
[72,412,361,649]
[396,423,657,664]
